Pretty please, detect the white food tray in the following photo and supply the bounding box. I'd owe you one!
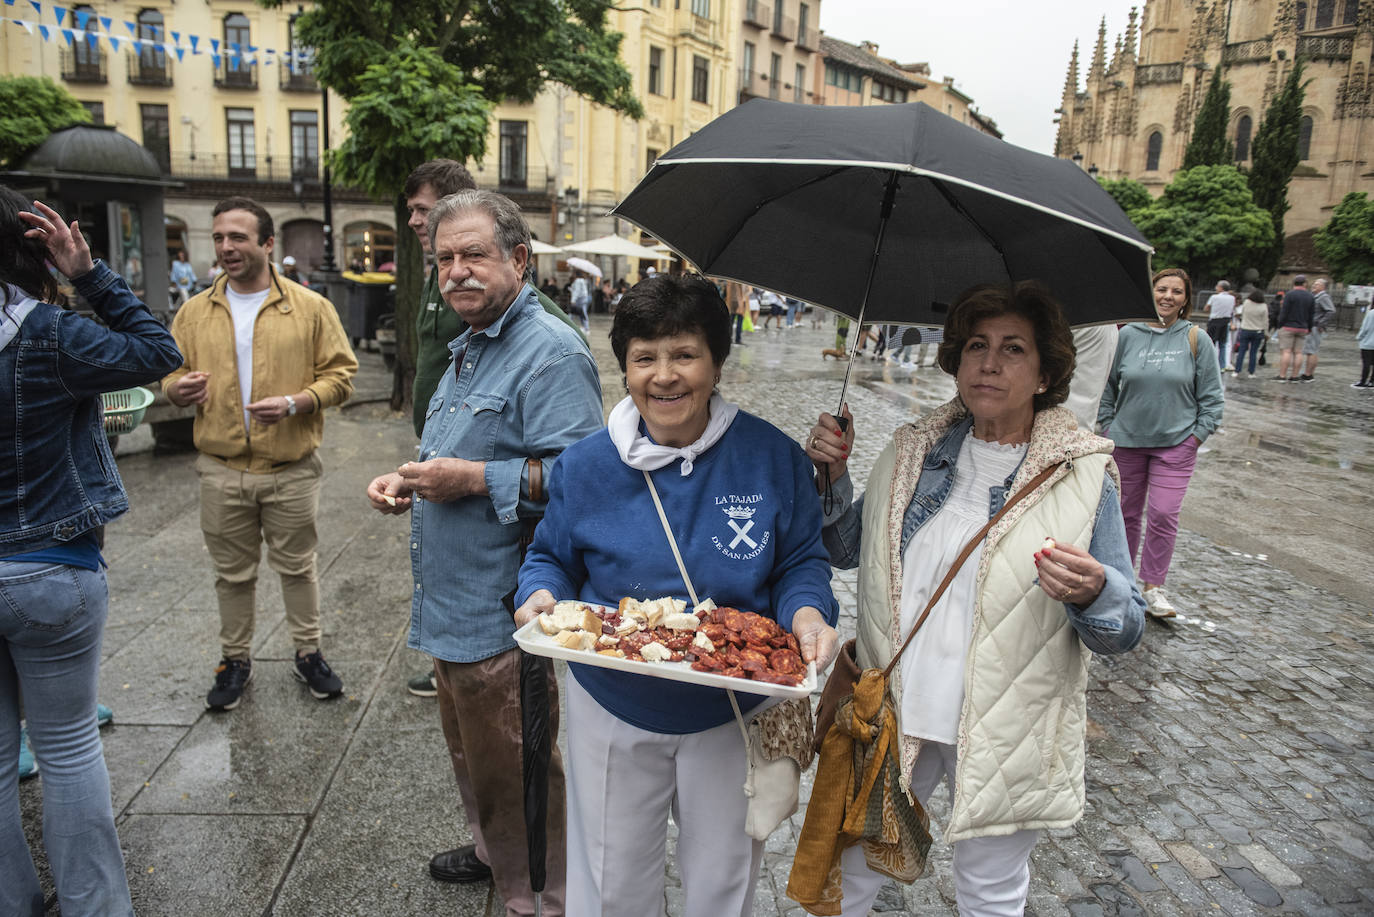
[513,612,816,699]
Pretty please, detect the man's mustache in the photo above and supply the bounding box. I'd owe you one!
[442,277,487,293]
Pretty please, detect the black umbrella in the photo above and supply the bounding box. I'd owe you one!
[612,99,1154,340]
[518,649,551,915]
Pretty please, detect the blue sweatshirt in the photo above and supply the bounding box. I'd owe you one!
[1098,320,1225,448]
[1358,308,1374,350]
[516,410,839,734]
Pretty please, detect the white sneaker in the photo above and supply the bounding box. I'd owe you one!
[1142,587,1177,619]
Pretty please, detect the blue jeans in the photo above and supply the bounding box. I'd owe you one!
[0,561,132,917]
[1234,329,1265,374]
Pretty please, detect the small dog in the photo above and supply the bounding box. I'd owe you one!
[821,348,848,360]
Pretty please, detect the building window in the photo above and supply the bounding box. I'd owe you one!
[825,63,862,93]
[1146,131,1163,171]
[499,120,528,188]
[287,12,311,77]
[770,53,782,98]
[1315,0,1335,27]
[692,55,709,103]
[72,5,100,69]
[226,107,256,175]
[225,13,251,74]
[799,3,810,40]
[1297,1,1308,28]
[742,42,754,82]
[1234,115,1252,162]
[81,100,104,124]
[692,0,709,17]
[649,46,663,95]
[137,8,165,70]
[1344,0,1359,24]
[773,1,784,32]
[140,104,170,173]
[795,64,806,102]
[646,147,660,173]
[290,110,318,179]
[1298,115,1313,160]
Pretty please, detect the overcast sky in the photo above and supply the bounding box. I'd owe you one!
[818,1,1143,155]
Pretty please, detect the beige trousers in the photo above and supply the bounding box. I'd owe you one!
[195,452,322,660]
[434,650,566,917]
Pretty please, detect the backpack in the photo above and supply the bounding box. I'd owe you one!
[0,296,39,352]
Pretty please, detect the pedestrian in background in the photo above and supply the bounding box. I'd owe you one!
[1274,275,1315,383]
[727,280,749,344]
[1099,268,1224,619]
[1234,289,1268,377]
[170,248,196,308]
[1205,280,1236,372]
[1297,278,1337,383]
[569,269,592,333]
[1354,303,1374,389]
[164,196,358,711]
[2,194,181,917]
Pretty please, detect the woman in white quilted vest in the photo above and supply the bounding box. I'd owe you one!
[804,282,1145,917]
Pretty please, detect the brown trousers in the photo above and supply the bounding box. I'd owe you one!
[434,649,566,916]
[195,452,322,659]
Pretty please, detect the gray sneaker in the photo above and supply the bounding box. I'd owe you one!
[1142,587,1178,619]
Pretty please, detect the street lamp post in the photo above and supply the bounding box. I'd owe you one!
[320,85,336,272]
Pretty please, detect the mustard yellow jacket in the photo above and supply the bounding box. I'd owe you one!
[163,268,357,473]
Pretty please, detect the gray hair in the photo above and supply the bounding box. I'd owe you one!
[1217,280,1231,291]
[427,189,532,278]
[1314,277,1328,288]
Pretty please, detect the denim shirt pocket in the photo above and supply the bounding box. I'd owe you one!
[461,392,509,460]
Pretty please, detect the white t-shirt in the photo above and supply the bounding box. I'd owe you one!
[1066,325,1119,431]
[1207,292,1236,320]
[226,285,270,429]
[898,435,1027,744]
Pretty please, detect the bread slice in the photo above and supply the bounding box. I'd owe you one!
[553,630,596,651]
[640,641,672,662]
[662,612,702,631]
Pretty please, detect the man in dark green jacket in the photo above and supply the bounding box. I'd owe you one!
[402,160,588,698]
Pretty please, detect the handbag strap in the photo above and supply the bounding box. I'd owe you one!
[881,460,1063,680]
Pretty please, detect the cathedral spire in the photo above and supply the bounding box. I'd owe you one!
[1123,7,1138,65]
[1090,17,1108,80]
[1064,40,1081,97]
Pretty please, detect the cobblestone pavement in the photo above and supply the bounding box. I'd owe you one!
[19,315,1373,915]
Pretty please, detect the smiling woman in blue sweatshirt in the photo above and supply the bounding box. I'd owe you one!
[515,273,839,917]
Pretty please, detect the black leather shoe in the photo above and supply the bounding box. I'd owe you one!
[429,845,492,884]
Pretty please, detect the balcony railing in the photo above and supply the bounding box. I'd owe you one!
[166,151,322,183]
[214,60,258,90]
[128,53,172,86]
[773,14,796,41]
[60,47,107,84]
[467,162,553,194]
[744,0,770,28]
[1297,35,1353,60]
[1136,62,1184,85]
[280,61,318,92]
[796,25,818,51]
[1222,38,1272,64]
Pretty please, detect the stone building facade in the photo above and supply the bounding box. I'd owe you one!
[1054,0,1373,264]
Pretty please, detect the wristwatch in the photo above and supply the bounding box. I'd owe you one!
[284,394,297,417]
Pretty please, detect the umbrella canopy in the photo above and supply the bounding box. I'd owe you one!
[611,100,1154,328]
[564,256,602,278]
[562,233,669,261]
[528,239,564,255]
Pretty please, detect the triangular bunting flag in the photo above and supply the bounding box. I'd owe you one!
[189,34,198,53]
[211,52,220,68]
[17,19,33,33]
[131,37,141,52]
[60,26,74,44]
[170,29,179,45]
[52,4,64,25]
[37,23,49,40]
[174,46,183,61]
[75,9,90,30]
[99,15,110,31]
[210,37,218,54]
[28,0,40,18]
[124,20,134,38]
[84,30,97,50]
[108,34,119,52]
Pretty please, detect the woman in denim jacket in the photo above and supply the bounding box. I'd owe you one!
[1,193,181,916]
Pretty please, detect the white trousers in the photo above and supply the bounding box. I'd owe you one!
[564,674,765,917]
[838,741,1041,917]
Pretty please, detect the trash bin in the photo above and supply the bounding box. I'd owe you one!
[340,271,395,346]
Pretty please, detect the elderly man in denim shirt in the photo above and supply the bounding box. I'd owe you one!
[367,190,602,916]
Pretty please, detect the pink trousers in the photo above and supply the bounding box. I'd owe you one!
[1113,438,1199,584]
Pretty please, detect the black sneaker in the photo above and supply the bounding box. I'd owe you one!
[206,658,253,711]
[1299,375,1315,383]
[294,651,344,700]
[407,670,438,697]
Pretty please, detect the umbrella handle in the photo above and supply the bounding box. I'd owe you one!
[821,414,850,516]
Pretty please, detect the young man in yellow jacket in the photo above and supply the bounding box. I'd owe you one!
[164,196,358,711]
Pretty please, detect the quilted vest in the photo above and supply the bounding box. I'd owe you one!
[854,400,1115,843]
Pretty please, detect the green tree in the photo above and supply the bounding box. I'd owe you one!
[283,0,643,409]
[1182,67,1233,169]
[1133,165,1273,285]
[1247,61,1306,281]
[1098,176,1153,222]
[1314,192,1374,284]
[0,76,90,167]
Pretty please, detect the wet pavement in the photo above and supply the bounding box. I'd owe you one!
[18,314,1374,915]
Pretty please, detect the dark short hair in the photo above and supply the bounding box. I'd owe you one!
[0,185,58,305]
[1152,268,1194,320]
[610,273,732,371]
[1247,288,1266,303]
[936,281,1075,414]
[404,159,476,199]
[212,196,273,245]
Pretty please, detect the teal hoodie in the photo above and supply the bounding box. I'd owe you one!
[1098,320,1224,448]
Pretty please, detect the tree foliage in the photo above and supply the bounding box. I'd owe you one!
[0,76,90,167]
[1247,61,1306,281]
[276,0,644,409]
[1098,176,1153,222]
[1133,165,1273,284]
[1313,192,1374,285]
[1182,68,1233,169]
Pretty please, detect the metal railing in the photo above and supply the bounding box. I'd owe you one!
[166,151,321,182]
[466,162,553,194]
[744,1,770,28]
[60,47,106,84]
[1136,62,1184,85]
[280,61,318,92]
[214,61,258,90]
[1223,38,1272,64]
[128,53,173,86]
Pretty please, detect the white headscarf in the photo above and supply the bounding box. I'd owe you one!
[606,392,739,476]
